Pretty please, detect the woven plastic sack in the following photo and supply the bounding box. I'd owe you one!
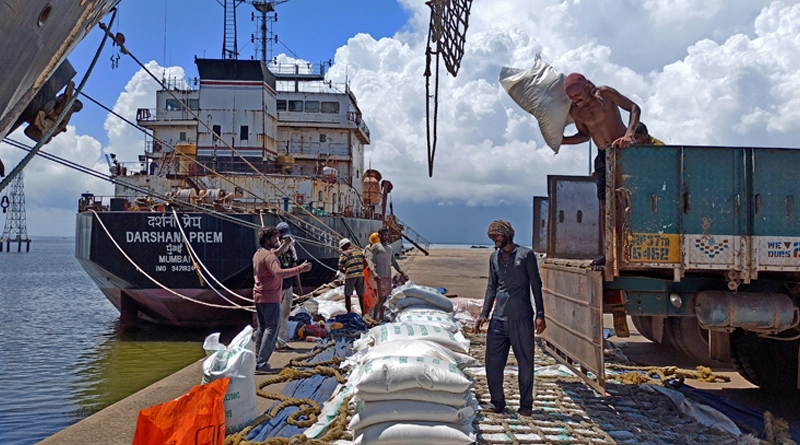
[348,355,471,393]
[354,421,475,445]
[349,338,477,368]
[349,400,474,431]
[355,388,469,408]
[499,59,574,153]
[132,378,228,445]
[389,282,454,312]
[202,325,258,434]
[368,323,470,354]
[395,311,460,333]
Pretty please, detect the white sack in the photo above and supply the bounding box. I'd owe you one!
[368,323,471,354]
[349,339,477,368]
[390,282,453,312]
[355,388,470,408]
[348,355,472,394]
[354,421,475,445]
[317,300,348,319]
[318,285,345,302]
[395,297,453,313]
[396,311,460,333]
[349,400,474,431]
[202,325,258,434]
[499,58,573,153]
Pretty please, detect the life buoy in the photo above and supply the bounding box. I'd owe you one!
[295,193,305,205]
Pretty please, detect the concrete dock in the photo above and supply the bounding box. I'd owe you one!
[38,248,799,444]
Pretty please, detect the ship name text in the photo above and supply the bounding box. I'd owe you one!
[125,231,223,244]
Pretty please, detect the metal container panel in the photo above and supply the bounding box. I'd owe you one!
[546,176,601,260]
[541,263,605,393]
[532,196,548,253]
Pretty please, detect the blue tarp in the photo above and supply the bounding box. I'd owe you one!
[246,337,353,440]
[678,385,800,442]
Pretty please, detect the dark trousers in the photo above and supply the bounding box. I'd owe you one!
[485,317,535,411]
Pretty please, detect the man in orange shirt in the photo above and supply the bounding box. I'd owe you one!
[253,227,311,374]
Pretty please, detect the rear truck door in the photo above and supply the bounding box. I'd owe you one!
[680,147,749,281]
[751,148,800,276]
[541,176,605,393]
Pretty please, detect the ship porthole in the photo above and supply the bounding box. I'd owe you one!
[38,4,53,27]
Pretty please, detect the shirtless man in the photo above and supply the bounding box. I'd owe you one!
[560,73,640,265]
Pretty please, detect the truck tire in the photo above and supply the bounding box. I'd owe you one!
[630,316,656,342]
[668,317,729,367]
[730,330,799,392]
[631,316,678,349]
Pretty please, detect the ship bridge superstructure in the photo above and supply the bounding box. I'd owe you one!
[127,58,374,217]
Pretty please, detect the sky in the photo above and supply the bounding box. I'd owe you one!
[2,0,800,244]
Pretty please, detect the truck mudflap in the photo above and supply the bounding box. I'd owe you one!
[540,260,606,393]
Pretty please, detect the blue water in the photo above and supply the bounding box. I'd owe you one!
[0,238,229,445]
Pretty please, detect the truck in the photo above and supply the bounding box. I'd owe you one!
[535,144,800,393]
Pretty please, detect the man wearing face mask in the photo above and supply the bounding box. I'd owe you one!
[474,220,546,416]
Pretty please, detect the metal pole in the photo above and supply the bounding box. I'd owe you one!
[589,140,593,175]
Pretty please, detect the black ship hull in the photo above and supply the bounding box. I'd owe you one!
[75,211,382,328]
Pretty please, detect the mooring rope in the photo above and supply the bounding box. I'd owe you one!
[91,210,254,311]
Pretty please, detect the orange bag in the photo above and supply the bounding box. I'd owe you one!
[132,377,229,445]
[363,267,377,316]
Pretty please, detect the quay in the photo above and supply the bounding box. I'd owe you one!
[38,248,799,444]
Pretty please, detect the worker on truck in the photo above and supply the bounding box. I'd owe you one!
[560,73,641,265]
[474,220,546,416]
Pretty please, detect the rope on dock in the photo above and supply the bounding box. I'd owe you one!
[225,342,354,445]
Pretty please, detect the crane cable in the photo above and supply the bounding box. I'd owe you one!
[2,137,339,254]
[0,8,118,195]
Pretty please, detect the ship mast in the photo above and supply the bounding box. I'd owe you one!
[248,0,289,64]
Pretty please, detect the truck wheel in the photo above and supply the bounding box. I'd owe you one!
[630,316,656,342]
[668,317,729,367]
[731,330,799,391]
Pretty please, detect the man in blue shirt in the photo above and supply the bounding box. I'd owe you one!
[475,220,546,416]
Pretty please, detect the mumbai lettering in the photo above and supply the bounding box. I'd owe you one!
[125,231,222,243]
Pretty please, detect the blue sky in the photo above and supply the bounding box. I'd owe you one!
[4,0,800,245]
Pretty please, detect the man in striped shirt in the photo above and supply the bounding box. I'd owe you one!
[338,238,366,314]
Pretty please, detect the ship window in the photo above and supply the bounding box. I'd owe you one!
[305,101,320,113]
[165,99,182,111]
[319,134,326,143]
[318,191,323,201]
[277,100,287,111]
[288,100,304,112]
[332,193,337,204]
[179,132,187,141]
[240,125,249,141]
[212,125,222,138]
[321,101,339,113]
[188,99,200,110]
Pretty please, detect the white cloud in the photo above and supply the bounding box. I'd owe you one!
[7,0,800,238]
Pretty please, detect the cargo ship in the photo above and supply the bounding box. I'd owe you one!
[74,56,428,329]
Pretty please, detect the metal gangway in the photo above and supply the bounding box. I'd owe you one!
[385,215,430,256]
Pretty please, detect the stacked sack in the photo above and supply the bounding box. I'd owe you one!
[346,283,476,445]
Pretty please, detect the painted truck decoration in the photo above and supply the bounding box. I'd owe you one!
[534,145,800,393]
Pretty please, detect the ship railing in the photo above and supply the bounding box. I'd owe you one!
[136,107,197,122]
[346,112,371,140]
[276,210,339,249]
[277,140,351,157]
[386,215,431,254]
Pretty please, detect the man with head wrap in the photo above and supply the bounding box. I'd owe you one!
[474,220,545,416]
[561,73,641,265]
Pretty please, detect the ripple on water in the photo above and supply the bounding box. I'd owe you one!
[0,238,240,445]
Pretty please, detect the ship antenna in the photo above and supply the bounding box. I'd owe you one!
[163,0,168,67]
